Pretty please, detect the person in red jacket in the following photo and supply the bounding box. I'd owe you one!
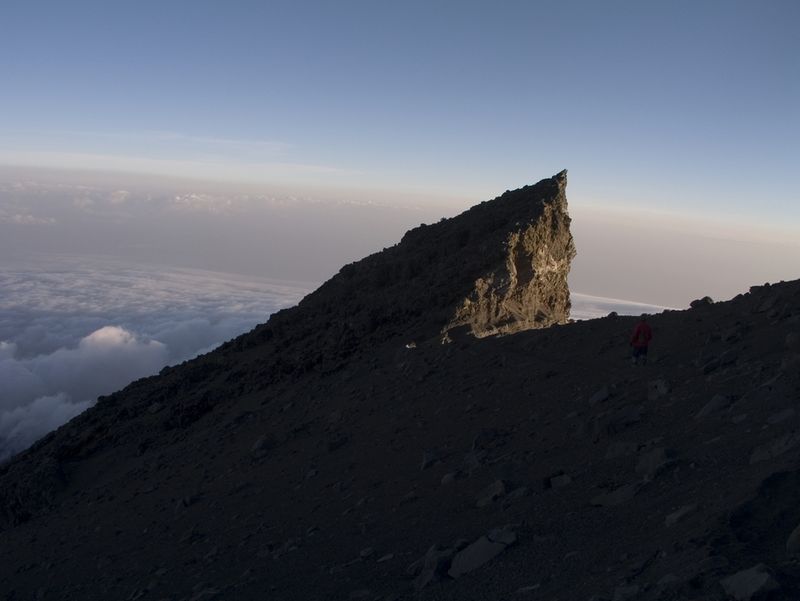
[630,315,653,365]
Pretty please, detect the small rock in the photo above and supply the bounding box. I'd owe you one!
[588,386,610,406]
[250,435,274,458]
[550,474,573,489]
[603,405,644,435]
[665,504,696,527]
[719,349,739,366]
[720,564,779,601]
[327,435,349,452]
[722,326,743,342]
[487,526,517,546]
[472,428,498,449]
[399,491,419,505]
[505,486,530,502]
[448,536,507,578]
[441,472,457,486]
[359,547,374,559]
[695,394,732,419]
[376,553,394,563]
[476,480,506,507]
[786,523,800,553]
[421,449,441,471]
[647,379,670,401]
[591,483,641,507]
[412,545,455,590]
[462,449,488,473]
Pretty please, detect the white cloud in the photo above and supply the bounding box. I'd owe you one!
[570,293,672,321]
[0,256,311,462]
[0,394,91,460]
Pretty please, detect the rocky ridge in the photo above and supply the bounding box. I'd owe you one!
[0,171,575,533]
[0,173,799,601]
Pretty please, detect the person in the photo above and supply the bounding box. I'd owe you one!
[630,315,653,366]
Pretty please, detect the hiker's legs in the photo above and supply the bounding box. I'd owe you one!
[632,346,648,366]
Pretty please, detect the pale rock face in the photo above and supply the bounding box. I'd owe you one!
[443,170,575,339]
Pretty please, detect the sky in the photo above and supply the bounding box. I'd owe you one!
[0,0,797,215]
[0,1,798,458]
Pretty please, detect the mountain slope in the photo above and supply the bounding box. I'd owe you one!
[1,174,800,601]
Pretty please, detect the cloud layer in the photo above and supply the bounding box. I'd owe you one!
[0,256,310,461]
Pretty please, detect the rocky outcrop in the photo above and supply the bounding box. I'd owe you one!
[231,170,575,372]
[443,170,574,338]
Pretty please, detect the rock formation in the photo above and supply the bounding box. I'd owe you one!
[1,173,800,601]
[442,170,574,338]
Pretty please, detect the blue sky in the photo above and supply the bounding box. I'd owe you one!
[1,0,798,221]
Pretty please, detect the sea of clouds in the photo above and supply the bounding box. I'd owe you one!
[569,293,669,321]
[0,255,310,461]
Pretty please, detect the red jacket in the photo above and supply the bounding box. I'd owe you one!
[630,321,653,348]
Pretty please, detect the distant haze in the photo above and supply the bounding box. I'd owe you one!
[2,167,798,306]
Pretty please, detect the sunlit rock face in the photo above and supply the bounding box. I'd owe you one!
[443,170,575,338]
[241,170,576,364]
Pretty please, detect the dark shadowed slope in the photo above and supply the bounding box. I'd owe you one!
[2,173,800,601]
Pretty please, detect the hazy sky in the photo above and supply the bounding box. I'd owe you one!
[1,0,797,223]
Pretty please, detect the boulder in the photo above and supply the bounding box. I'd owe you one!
[720,564,779,600]
[476,480,507,507]
[591,483,641,507]
[448,537,506,579]
[690,296,714,308]
[410,545,455,590]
